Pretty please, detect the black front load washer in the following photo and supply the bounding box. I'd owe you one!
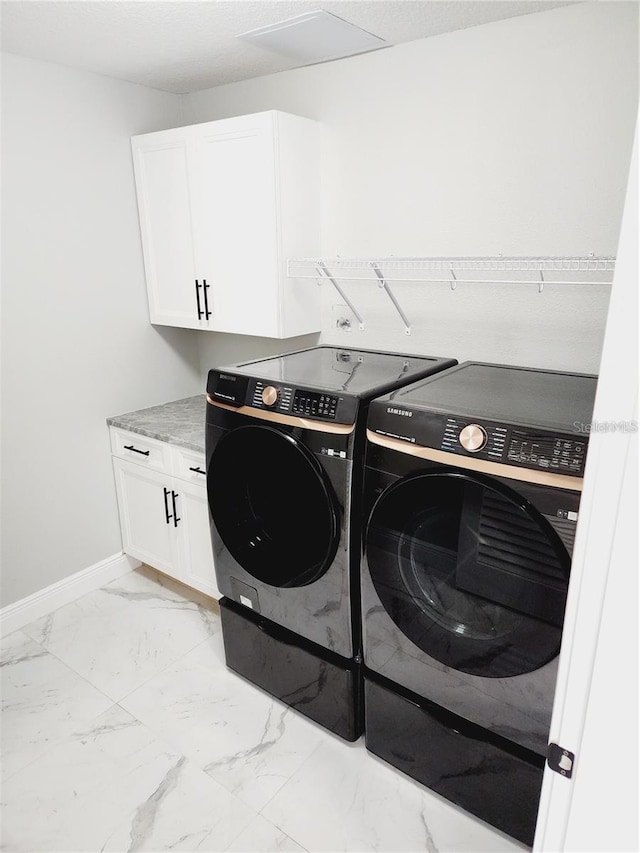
[205,346,457,741]
[361,361,597,844]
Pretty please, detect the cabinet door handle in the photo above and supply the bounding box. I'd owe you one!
[189,466,206,476]
[195,280,204,319]
[163,487,172,524]
[203,279,212,320]
[171,491,180,527]
[124,445,150,457]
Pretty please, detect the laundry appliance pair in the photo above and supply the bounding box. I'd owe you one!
[205,347,596,846]
[205,345,457,741]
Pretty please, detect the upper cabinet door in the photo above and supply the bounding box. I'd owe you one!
[191,113,279,336]
[131,111,321,339]
[131,127,203,329]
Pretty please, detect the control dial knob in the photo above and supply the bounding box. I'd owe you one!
[459,423,488,453]
[261,386,279,407]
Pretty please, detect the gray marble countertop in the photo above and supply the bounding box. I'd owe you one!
[107,395,207,454]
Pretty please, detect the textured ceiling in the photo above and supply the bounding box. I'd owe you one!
[1,0,578,94]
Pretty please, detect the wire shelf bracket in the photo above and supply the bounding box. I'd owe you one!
[316,261,365,331]
[370,262,411,335]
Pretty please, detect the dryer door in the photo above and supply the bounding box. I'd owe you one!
[365,471,571,678]
[209,425,341,587]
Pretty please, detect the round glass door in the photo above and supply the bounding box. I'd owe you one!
[209,425,341,588]
[366,471,570,678]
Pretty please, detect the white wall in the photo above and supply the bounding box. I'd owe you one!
[0,54,202,607]
[188,1,638,379]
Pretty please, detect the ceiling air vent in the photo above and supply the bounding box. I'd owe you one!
[235,9,387,65]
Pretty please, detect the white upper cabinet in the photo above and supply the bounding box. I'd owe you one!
[131,111,321,338]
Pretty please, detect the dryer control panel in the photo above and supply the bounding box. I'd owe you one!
[367,405,588,477]
[506,429,587,475]
[440,416,587,475]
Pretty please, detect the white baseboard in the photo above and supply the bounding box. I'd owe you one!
[0,552,140,637]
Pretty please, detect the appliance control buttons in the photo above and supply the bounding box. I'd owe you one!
[459,423,488,452]
[292,390,338,419]
[261,386,279,407]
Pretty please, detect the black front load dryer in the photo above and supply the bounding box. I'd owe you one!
[205,346,457,741]
[361,361,597,844]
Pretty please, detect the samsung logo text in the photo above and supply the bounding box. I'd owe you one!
[387,407,413,417]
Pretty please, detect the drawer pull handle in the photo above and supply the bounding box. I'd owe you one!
[189,466,206,475]
[124,445,150,457]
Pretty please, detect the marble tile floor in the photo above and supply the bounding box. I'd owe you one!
[1,566,527,853]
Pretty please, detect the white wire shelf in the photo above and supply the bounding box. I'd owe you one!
[287,255,616,283]
[286,255,616,335]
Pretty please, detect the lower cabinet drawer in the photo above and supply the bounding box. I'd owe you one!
[110,428,172,473]
[172,446,208,483]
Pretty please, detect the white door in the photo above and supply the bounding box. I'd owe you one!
[534,117,639,852]
[132,128,203,329]
[192,113,280,336]
[113,458,177,574]
[175,480,220,599]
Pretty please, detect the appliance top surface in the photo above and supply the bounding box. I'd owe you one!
[384,362,598,433]
[221,346,456,397]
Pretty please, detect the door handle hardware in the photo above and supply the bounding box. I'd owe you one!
[171,491,180,527]
[163,487,172,524]
[195,280,204,319]
[203,280,212,319]
[124,445,150,456]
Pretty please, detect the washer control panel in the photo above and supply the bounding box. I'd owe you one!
[440,417,587,475]
[251,380,294,413]
[249,381,340,419]
[207,370,354,423]
[261,385,279,407]
[291,390,339,419]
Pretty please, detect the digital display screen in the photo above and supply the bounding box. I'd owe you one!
[211,372,249,407]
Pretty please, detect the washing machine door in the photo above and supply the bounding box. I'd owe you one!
[209,425,341,588]
[365,471,571,678]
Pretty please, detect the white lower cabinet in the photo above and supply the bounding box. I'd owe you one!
[113,459,176,574]
[175,479,220,598]
[110,428,219,600]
